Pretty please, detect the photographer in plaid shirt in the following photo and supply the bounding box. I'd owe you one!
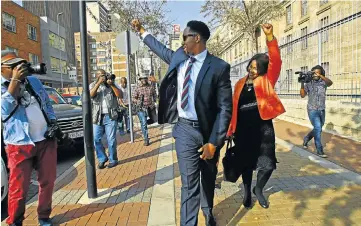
[132,75,157,146]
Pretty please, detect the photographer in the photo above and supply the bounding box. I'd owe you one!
[132,75,157,146]
[1,50,57,226]
[300,65,333,158]
[89,69,121,169]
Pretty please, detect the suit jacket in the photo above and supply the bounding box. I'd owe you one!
[143,34,232,147]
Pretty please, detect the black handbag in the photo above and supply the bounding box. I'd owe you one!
[222,137,241,183]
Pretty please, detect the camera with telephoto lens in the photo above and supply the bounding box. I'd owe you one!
[296,71,315,83]
[21,62,47,75]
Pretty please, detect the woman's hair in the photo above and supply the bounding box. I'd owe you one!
[311,65,325,76]
[246,53,269,76]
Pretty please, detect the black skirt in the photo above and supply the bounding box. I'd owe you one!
[234,84,277,171]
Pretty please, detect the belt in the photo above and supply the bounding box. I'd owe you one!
[179,117,199,127]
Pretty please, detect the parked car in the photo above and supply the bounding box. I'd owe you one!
[62,93,82,106]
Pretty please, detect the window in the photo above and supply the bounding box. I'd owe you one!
[91,58,97,64]
[286,5,292,25]
[27,24,37,41]
[320,17,329,43]
[321,62,329,75]
[29,53,39,64]
[320,0,328,6]
[91,51,97,56]
[5,46,18,55]
[49,32,66,51]
[301,27,308,49]
[98,51,106,56]
[301,0,308,17]
[91,43,96,49]
[50,57,67,74]
[2,12,16,32]
[98,58,106,63]
[287,34,293,54]
[92,73,96,78]
[286,69,293,91]
[92,65,97,70]
[301,66,308,73]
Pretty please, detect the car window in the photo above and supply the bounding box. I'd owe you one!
[45,88,67,104]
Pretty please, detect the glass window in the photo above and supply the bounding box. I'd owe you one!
[320,17,329,43]
[287,34,293,54]
[98,58,106,63]
[2,12,16,32]
[286,5,292,25]
[286,69,293,91]
[27,24,37,41]
[50,57,67,74]
[91,43,96,48]
[29,53,39,64]
[301,66,308,73]
[301,0,307,17]
[91,58,97,63]
[5,46,18,55]
[49,32,66,51]
[301,27,308,49]
[91,51,97,56]
[44,87,66,105]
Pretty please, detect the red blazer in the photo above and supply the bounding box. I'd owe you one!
[227,39,285,137]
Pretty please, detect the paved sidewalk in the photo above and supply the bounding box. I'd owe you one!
[3,120,361,226]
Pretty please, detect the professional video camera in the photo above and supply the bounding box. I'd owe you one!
[21,62,47,75]
[295,71,314,83]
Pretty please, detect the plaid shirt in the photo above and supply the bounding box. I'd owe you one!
[132,84,157,109]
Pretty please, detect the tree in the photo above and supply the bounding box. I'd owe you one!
[104,0,172,37]
[201,0,285,53]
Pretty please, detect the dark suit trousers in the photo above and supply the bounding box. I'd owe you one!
[173,121,219,226]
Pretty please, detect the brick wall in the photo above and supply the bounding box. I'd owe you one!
[1,1,42,62]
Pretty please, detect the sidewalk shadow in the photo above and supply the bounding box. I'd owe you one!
[51,162,179,224]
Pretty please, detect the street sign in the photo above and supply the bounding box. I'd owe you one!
[68,70,77,80]
[115,31,139,54]
[173,24,180,33]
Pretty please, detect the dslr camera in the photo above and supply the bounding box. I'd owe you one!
[102,73,116,87]
[21,62,47,75]
[44,121,74,146]
[296,71,314,83]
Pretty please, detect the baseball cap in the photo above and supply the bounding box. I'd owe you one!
[1,50,26,66]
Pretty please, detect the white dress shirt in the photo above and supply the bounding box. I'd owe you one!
[142,32,207,120]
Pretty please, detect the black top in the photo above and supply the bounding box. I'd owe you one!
[237,83,262,127]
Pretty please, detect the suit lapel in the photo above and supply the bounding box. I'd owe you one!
[167,48,189,77]
[194,53,212,98]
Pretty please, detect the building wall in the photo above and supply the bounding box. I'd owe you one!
[74,32,128,84]
[1,1,42,63]
[23,0,76,64]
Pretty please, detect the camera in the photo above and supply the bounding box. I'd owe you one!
[21,62,47,75]
[295,71,314,83]
[102,73,116,87]
[44,123,66,141]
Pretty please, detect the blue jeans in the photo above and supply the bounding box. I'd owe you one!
[137,110,148,140]
[118,113,130,134]
[93,114,118,164]
[305,110,325,152]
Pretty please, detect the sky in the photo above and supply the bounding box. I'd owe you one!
[165,0,207,32]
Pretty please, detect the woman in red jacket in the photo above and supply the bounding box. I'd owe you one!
[227,24,285,209]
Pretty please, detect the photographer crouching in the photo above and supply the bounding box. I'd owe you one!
[89,69,121,169]
[299,65,333,158]
[1,50,68,226]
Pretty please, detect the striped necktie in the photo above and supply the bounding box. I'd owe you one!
[181,57,196,110]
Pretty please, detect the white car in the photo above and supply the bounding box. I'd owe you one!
[1,156,8,202]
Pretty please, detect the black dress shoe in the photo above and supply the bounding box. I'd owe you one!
[243,194,252,209]
[98,162,106,169]
[253,187,269,209]
[107,161,118,168]
[204,213,216,226]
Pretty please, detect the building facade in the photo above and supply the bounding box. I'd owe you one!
[74,32,130,85]
[1,1,42,66]
[23,0,76,65]
[86,1,112,32]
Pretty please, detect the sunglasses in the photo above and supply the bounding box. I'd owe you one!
[183,33,197,41]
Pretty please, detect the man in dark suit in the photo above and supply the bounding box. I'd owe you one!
[132,19,232,226]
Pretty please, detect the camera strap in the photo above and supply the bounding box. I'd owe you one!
[24,80,51,125]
